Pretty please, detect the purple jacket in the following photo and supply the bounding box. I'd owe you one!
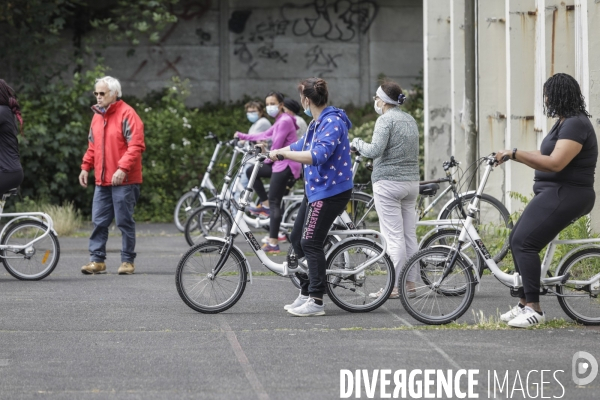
[237,112,302,179]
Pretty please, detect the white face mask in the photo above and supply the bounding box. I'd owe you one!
[266,105,280,118]
[374,100,383,115]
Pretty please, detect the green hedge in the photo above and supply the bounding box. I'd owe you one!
[13,69,423,222]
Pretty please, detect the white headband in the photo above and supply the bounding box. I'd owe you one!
[376,86,406,105]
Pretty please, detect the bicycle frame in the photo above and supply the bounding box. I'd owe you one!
[441,156,600,293]
[208,151,388,282]
[193,136,223,203]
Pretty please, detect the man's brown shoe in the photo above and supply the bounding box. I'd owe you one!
[118,262,135,275]
[81,262,106,275]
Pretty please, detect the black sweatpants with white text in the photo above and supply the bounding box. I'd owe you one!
[290,189,352,298]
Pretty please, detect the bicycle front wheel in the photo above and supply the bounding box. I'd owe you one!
[556,248,600,325]
[175,240,247,313]
[439,193,512,264]
[1,220,60,280]
[174,191,203,232]
[399,247,476,325]
[184,205,233,246]
[326,238,395,313]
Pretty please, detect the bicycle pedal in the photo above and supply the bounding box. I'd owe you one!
[559,272,571,285]
[509,287,521,298]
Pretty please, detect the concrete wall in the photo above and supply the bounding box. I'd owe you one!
[425,0,600,229]
[96,0,423,107]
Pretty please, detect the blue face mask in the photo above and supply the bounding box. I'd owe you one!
[247,112,259,123]
[303,99,312,118]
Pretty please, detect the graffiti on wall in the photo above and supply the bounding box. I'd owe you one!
[231,0,378,77]
[281,0,378,42]
[130,0,212,80]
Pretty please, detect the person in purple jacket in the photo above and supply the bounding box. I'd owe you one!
[268,77,353,317]
[235,91,301,253]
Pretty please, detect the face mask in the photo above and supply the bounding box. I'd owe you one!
[374,100,383,115]
[266,105,279,118]
[303,99,312,118]
[247,112,259,123]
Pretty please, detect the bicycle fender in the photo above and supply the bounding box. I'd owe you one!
[553,245,600,277]
[325,236,380,260]
[0,216,58,240]
[203,237,253,284]
[436,190,477,220]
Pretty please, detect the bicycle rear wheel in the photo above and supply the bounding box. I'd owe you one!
[289,235,341,289]
[326,238,395,313]
[175,240,247,313]
[346,192,378,230]
[419,229,484,277]
[1,220,60,280]
[556,248,600,325]
[399,247,476,325]
[184,205,233,246]
[439,193,512,264]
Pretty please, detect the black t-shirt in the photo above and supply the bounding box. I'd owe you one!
[535,112,598,187]
[0,105,22,173]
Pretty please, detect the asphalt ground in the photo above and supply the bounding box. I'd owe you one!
[0,222,599,400]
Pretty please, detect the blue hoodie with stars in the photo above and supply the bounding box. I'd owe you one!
[289,106,354,203]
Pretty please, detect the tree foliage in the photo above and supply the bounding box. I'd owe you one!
[1,0,179,91]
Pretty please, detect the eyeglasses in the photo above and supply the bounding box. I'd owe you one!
[372,96,379,101]
[93,92,106,97]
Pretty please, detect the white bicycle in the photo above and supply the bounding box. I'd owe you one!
[398,155,600,325]
[0,188,60,280]
[175,147,395,313]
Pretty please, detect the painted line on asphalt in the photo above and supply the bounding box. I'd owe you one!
[383,307,462,369]
[219,316,270,400]
[383,307,508,400]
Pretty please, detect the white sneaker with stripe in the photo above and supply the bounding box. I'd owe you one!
[500,304,524,322]
[507,306,546,328]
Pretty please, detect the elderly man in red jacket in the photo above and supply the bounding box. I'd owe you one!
[79,76,146,275]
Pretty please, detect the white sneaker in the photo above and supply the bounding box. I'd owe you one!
[283,293,309,310]
[508,306,546,328]
[262,232,288,244]
[288,297,325,317]
[500,304,524,322]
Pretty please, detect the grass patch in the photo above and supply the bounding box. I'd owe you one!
[40,202,83,236]
[14,198,83,236]
[340,310,581,331]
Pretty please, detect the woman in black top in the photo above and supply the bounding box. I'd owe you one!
[495,73,598,328]
[0,79,24,196]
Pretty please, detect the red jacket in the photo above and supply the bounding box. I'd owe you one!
[82,100,146,186]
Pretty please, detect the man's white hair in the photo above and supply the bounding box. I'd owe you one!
[95,76,122,97]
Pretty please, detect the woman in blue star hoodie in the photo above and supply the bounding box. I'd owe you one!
[268,77,353,317]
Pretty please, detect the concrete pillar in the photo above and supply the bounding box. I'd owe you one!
[477,0,507,203]
[504,0,538,213]
[587,0,600,231]
[423,0,452,181]
[450,0,466,167]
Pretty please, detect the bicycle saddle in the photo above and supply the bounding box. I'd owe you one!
[419,183,439,196]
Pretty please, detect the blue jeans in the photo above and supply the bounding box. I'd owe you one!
[89,184,140,263]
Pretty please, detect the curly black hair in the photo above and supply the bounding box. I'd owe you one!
[543,73,590,119]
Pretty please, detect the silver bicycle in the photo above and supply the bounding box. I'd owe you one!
[0,188,60,280]
[398,155,600,325]
[173,132,222,232]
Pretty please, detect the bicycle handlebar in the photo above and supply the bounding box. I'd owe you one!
[350,146,361,156]
[204,132,219,143]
